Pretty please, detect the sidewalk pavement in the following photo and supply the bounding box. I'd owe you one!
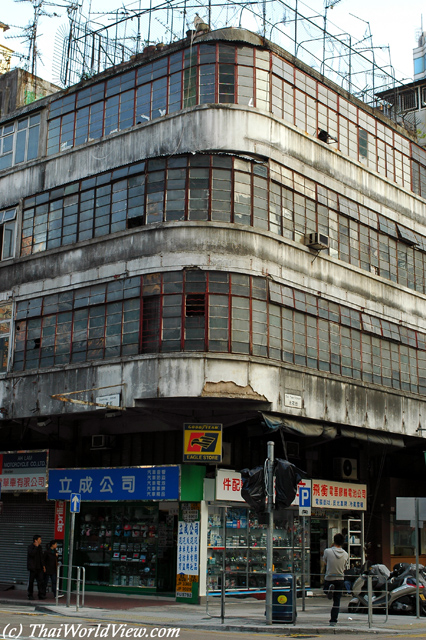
[1,589,426,635]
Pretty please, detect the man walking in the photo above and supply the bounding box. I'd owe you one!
[323,532,349,627]
[27,535,46,600]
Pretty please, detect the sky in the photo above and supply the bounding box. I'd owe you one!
[0,0,425,86]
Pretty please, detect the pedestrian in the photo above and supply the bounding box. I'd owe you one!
[44,540,59,597]
[323,532,349,627]
[27,535,46,600]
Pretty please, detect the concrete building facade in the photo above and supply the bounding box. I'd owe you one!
[1,27,426,598]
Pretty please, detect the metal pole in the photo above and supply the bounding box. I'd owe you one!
[294,0,298,57]
[76,566,80,612]
[221,506,226,625]
[67,511,75,608]
[81,567,85,607]
[56,562,60,606]
[265,441,275,625]
[415,498,420,619]
[385,581,388,622]
[367,574,373,628]
[301,516,306,611]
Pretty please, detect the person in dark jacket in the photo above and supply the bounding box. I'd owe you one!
[44,540,59,597]
[27,535,46,600]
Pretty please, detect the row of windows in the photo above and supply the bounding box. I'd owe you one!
[19,153,426,294]
[0,114,40,170]
[42,41,424,197]
[11,271,426,397]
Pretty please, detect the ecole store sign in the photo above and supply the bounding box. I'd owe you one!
[215,470,367,511]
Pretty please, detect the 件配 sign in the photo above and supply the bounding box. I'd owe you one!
[183,423,222,463]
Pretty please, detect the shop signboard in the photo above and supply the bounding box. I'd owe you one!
[215,469,310,507]
[54,500,66,540]
[216,469,244,501]
[0,449,48,492]
[47,465,180,501]
[311,479,367,510]
[176,502,200,604]
[183,423,222,462]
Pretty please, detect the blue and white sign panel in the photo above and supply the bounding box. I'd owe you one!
[70,493,81,513]
[48,466,180,501]
[298,480,312,516]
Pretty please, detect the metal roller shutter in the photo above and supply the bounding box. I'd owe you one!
[0,494,55,585]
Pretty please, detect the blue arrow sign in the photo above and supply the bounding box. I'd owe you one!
[70,493,81,513]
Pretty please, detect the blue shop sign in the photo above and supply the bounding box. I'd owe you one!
[48,466,180,501]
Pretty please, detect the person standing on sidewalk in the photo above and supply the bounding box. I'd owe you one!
[27,535,46,600]
[323,532,349,627]
[44,540,59,597]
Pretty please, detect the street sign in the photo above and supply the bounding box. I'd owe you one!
[299,485,311,516]
[70,493,81,513]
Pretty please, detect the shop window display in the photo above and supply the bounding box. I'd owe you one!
[207,505,309,591]
[75,503,158,589]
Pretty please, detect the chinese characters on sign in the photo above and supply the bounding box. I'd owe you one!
[177,521,200,576]
[216,469,244,502]
[0,450,48,492]
[47,466,180,501]
[311,479,367,511]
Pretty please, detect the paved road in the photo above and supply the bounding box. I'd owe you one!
[1,605,426,640]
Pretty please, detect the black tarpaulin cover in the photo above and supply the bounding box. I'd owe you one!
[275,458,306,509]
[241,466,265,513]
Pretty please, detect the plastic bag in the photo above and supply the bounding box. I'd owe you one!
[241,466,265,512]
[275,458,306,509]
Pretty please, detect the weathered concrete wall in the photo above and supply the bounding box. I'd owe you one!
[1,105,425,229]
[2,224,426,332]
[1,353,425,437]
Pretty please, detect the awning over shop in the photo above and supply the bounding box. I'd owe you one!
[339,426,405,448]
[261,413,405,447]
[261,413,337,438]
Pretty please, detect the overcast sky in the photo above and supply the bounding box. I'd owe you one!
[0,0,424,84]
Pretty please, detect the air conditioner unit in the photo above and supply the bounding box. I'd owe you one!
[306,232,329,250]
[333,457,358,481]
[91,434,109,449]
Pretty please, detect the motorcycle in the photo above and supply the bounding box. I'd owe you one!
[348,562,426,615]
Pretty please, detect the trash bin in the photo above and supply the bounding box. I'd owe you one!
[271,573,296,623]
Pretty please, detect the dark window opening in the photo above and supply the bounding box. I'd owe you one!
[186,293,206,316]
[141,296,160,352]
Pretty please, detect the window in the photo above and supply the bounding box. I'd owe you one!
[400,90,418,111]
[0,301,12,372]
[0,115,40,169]
[359,128,368,159]
[0,208,17,260]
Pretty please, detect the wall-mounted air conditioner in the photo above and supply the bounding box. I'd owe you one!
[306,232,329,250]
[333,457,358,481]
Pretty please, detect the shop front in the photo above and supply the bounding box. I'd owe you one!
[200,469,310,597]
[309,478,367,588]
[0,449,55,586]
[48,464,205,600]
[199,470,367,596]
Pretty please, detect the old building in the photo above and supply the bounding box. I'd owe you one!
[1,25,426,599]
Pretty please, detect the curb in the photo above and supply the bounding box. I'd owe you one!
[32,605,412,635]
